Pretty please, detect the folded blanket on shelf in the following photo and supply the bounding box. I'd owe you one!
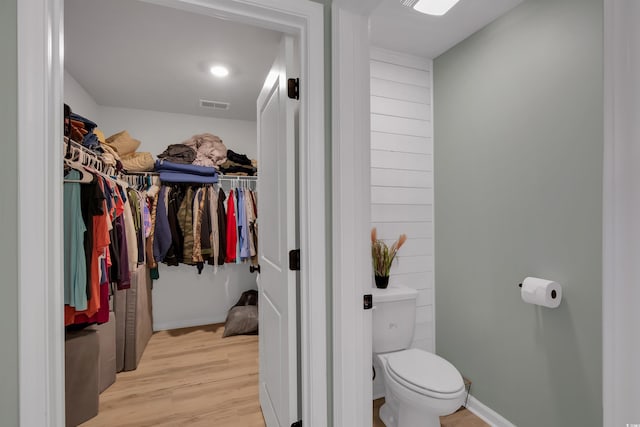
[155,160,218,176]
[158,170,219,184]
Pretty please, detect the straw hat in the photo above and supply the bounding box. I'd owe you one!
[105,130,141,156]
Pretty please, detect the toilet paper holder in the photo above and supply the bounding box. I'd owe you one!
[518,282,558,300]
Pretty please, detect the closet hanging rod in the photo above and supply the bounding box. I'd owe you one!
[123,171,159,176]
[218,175,258,180]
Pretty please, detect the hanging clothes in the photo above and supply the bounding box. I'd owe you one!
[235,189,242,265]
[238,188,251,260]
[146,192,159,269]
[217,188,227,266]
[207,187,219,266]
[192,187,205,265]
[178,186,196,265]
[244,188,258,263]
[149,181,257,273]
[225,189,237,263]
[153,186,172,262]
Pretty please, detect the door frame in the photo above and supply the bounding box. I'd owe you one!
[16,0,326,426]
[602,0,640,425]
[330,6,373,427]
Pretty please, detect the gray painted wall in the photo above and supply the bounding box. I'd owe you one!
[0,0,19,425]
[433,1,603,426]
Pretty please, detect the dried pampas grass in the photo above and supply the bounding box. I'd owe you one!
[371,227,407,277]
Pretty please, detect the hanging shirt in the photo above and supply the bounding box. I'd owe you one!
[199,188,213,259]
[146,192,159,269]
[192,188,204,264]
[235,189,242,264]
[245,188,257,259]
[208,187,219,265]
[153,186,172,262]
[123,191,139,272]
[178,186,196,265]
[143,197,152,238]
[217,188,227,266]
[249,190,259,265]
[238,188,250,260]
[225,189,237,263]
[64,170,88,311]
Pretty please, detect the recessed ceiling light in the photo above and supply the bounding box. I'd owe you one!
[210,65,229,78]
[413,0,461,16]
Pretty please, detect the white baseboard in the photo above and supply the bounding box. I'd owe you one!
[465,394,515,427]
[153,316,225,332]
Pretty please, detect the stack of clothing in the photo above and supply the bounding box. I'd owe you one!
[155,160,218,184]
[69,112,101,150]
[64,104,102,153]
[156,133,257,176]
[158,133,228,168]
[219,150,257,176]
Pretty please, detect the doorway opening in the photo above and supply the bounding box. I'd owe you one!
[62,0,300,425]
[17,0,326,426]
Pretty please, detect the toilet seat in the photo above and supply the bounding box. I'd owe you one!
[385,349,465,399]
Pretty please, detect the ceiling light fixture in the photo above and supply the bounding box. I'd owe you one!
[209,65,229,78]
[413,0,461,16]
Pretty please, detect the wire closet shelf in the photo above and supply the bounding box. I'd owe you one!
[63,138,258,188]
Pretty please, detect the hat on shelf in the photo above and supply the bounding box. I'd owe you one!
[105,130,141,156]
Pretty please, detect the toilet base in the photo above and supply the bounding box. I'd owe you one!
[379,402,395,427]
[397,402,440,427]
[378,401,441,427]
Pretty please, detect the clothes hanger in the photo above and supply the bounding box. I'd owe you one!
[63,157,93,183]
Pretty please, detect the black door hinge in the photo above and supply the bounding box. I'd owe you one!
[291,421,302,427]
[289,249,301,271]
[250,264,260,274]
[288,78,299,100]
[364,294,373,310]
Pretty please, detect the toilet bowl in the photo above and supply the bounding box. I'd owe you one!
[372,285,465,427]
[377,349,465,427]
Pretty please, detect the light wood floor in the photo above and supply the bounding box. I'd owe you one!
[82,324,264,427]
[82,323,488,427]
[373,398,489,427]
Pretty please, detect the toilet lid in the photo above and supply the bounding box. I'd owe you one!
[386,349,464,395]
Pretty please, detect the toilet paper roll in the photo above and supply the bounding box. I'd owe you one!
[521,277,562,308]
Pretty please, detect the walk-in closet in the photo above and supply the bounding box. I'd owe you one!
[62,1,289,425]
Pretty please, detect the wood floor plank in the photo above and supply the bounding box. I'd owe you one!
[81,324,265,427]
[82,323,487,427]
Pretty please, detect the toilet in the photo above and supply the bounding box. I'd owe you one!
[372,285,465,427]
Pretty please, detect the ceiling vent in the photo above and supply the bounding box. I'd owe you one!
[400,0,419,7]
[199,99,230,110]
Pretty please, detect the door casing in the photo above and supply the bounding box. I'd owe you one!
[16,0,326,426]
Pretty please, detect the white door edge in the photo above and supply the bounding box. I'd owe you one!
[16,0,326,426]
[603,0,640,425]
[331,7,373,427]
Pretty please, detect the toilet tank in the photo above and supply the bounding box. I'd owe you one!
[371,284,418,354]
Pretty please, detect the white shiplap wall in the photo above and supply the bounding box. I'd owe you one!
[370,48,434,354]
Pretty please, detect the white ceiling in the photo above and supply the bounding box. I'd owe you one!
[64,0,282,121]
[369,0,525,58]
[65,0,525,121]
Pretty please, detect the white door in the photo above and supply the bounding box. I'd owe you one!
[257,35,298,427]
